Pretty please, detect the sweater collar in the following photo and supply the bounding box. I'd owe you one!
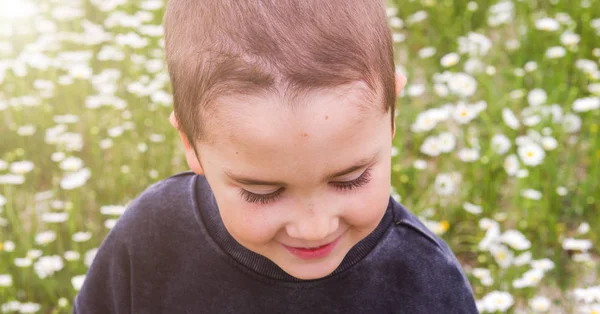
[195,174,394,282]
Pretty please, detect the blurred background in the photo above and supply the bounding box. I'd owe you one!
[0,0,598,312]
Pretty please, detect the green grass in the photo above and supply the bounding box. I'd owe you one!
[1,0,599,312]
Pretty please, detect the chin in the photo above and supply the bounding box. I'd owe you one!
[284,265,337,280]
[278,254,344,280]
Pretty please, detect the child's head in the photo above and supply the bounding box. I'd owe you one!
[164,0,406,280]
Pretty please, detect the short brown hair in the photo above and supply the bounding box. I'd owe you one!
[164,0,396,148]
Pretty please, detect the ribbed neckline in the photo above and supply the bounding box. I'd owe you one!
[194,174,394,282]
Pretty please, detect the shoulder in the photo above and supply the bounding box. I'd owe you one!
[121,171,197,218]
[125,170,197,214]
[382,199,478,312]
[109,171,201,245]
[74,172,208,313]
[390,199,459,261]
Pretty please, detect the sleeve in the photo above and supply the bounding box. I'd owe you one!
[435,239,480,314]
[398,212,479,312]
[72,225,132,314]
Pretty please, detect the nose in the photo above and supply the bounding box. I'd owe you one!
[285,209,340,242]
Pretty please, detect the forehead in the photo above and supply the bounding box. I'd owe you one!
[212,81,382,143]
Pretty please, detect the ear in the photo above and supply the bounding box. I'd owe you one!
[170,111,205,175]
[392,72,406,139]
[395,71,407,97]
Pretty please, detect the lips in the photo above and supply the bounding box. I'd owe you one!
[292,242,334,249]
[283,235,342,260]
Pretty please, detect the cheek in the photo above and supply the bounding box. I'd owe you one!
[216,191,282,245]
[343,164,391,227]
[204,167,282,247]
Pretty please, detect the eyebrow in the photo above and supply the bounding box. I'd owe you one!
[224,150,381,186]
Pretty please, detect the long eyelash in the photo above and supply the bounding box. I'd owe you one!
[239,167,373,204]
[239,188,283,205]
[332,167,372,191]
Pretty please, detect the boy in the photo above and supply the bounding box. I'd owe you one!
[74,0,479,313]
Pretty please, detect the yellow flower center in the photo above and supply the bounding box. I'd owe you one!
[440,220,450,231]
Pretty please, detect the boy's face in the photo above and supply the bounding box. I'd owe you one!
[175,77,404,280]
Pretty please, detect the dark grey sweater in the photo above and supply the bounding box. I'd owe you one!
[73,172,479,313]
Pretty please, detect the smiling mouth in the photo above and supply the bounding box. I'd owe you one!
[286,235,341,249]
[283,235,343,260]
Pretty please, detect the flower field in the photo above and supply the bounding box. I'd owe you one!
[0,0,599,313]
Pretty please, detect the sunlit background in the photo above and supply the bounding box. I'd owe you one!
[0,0,599,313]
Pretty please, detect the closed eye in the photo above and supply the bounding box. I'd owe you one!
[238,167,373,205]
